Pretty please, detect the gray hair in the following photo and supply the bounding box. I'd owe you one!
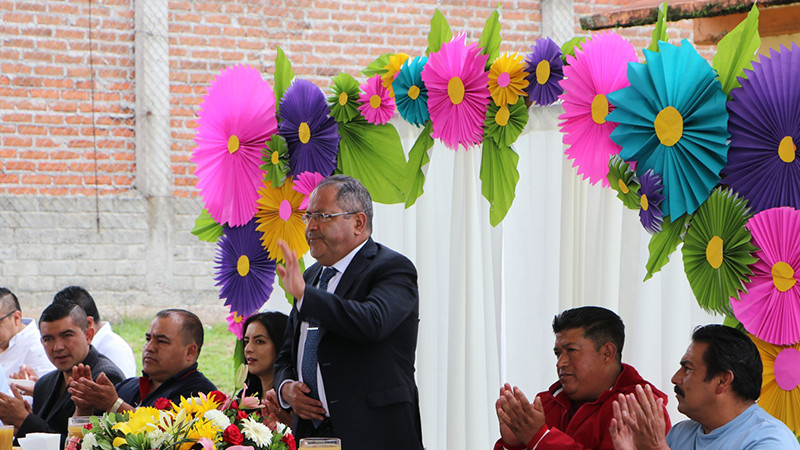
[315,175,373,233]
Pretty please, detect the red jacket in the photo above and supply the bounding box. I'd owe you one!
[494,364,671,450]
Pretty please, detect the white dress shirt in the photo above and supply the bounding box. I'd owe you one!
[0,318,55,377]
[92,322,137,378]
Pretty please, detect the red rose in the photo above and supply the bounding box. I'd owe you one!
[208,390,228,405]
[230,400,239,410]
[154,397,171,410]
[281,433,296,450]
[223,424,243,445]
[83,423,93,430]
[237,410,248,420]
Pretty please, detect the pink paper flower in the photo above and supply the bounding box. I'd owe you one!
[192,64,277,226]
[291,171,325,210]
[358,74,395,125]
[421,33,490,150]
[558,31,637,186]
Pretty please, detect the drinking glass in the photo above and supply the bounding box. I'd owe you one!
[65,416,91,450]
[0,425,13,450]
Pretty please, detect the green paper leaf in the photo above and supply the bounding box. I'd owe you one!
[485,101,529,148]
[712,4,760,95]
[480,139,519,226]
[361,53,393,78]
[260,133,290,188]
[274,47,295,110]
[479,9,502,69]
[648,1,669,53]
[337,117,407,204]
[191,209,224,243]
[233,340,245,377]
[644,213,690,281]
[723,314,746,331]
[278,258,305,305]
[607,155,641,210]
[404,121,434,208]
[327,73,362,123]
[427,9,452,56]
[561,37,586,65]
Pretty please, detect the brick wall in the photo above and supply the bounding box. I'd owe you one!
[0,0,711,320]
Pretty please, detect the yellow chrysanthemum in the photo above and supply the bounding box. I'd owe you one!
[112,407,161,435]
[171,395,220,418]
[188,418,222,443]
[488,52,530,107]
[255,176,309,264]
[381,53,410,97]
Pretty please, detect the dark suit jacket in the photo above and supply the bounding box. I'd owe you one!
[274,238,423,450]
[17,346,125,439]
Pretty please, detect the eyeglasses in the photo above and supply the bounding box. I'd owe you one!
[0,310,15,322]
[301,211,360,224]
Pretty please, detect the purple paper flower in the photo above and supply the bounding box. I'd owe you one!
[278,79,340,177]
[721,43,800,213]
[215,219,276,317]
[525,38,564,106]
[639,169,664,234]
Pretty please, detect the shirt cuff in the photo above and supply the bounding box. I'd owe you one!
[528,426,549,450]
[494,438,526,450]
[277,380,292,410]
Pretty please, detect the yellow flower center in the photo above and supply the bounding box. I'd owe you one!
[640,193,649,211]
[705,235,724,269]
[495,105,510,127]
[591,94,608,124]
[369,94,382,109]
[778,136,796,163]
[618,179,629,194]
[772,261,796,292]
[233,311,243,323]
[237,255,250,277]
[536,60,551,85]
[408,85,420,100]
[227,135,240,154]
[271,150,279,165]
[448,76,465,105]
[298,122,311,144]
[338,92,348,105]
[654,106,683,147]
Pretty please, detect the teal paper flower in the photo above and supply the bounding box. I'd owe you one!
[607,40,729,218]
[393,56,429,127]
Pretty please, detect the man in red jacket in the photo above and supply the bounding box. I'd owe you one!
[494,306,670,450]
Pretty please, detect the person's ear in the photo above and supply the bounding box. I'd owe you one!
[353,212,367,234]
[85,325,95,344]
[602,342,618,362]
[185,343,199,361]
[715,370,735,394]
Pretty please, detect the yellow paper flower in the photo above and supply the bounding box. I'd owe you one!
[255,176,309,263]
[488,52,530,107]
[382,53,410,97]
[750,333,800,435]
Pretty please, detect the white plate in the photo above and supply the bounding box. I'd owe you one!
[8,378,35,390]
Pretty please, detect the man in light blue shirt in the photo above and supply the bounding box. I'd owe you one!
[609,324,799,449]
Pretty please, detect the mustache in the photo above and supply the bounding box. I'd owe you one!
[674,386,685,396]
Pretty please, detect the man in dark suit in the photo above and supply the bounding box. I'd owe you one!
[272,175,423,450]
[0,301,124,439]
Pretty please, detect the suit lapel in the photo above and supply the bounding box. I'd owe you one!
[334,238,376,297]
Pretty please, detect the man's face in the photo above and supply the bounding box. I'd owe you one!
[554,327,611,402]
[671,341,717,419]
[305,185,364,267]
[0,309,21,351]
[142,316,196,382]
[40,316,92,373]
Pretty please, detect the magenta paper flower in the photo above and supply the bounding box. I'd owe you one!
[226,308,247,339]
[358,74,395,125]
[192,64,277,226]
[732,207,800,345]
[558,31,638,186]
[291,171,325,210]
[421,33,491,150]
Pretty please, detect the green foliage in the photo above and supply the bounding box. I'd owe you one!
[480,139,520,227]
[561,37,586,65]
[260,134,290,188]
[191,210,224,243]
[404,121,434,208]
[273,47,294,110]
[361,53,393,78]
[712,4,760,95]
[644,214,690,281]
[479,9,502,68]
[647,1,669,52]
[427,9,452,55]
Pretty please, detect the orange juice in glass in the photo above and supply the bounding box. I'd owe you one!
[67,416,90,439]
[298,438,341,450]
[0,425,14,450]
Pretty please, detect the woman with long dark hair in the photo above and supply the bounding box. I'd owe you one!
[241,312,287,400]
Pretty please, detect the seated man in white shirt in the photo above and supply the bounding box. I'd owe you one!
[52,286,137,378]
[0,288,55,383]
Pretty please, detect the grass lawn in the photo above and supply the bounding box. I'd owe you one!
[112,317,239,390]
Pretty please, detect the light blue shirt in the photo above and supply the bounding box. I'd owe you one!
[666,404,800,449]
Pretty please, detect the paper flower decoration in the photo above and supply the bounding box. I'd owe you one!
[358,74,395,125]
[484,100,528,148]
[278,79,340,177]
[191,209,225,243]
[215,219,276,318]
[393,56,430,127]
[254,176,309,264]
[750,333,800,435]
[226,309,247,339]
[291,171,325,210]
[682,188,758,315]
[638,170,664,234]
[608,40,729,218]
[192,64,278,227]
[327,73,361,123]
[488,52,529,107]
[260,134,290,189]
[732,207,800,345]
[525,37,564,106]
[722,44,800,214]
[607,155,640,210]
[421,33,490,150]
[558,31,638,186]
[381,53,410,97]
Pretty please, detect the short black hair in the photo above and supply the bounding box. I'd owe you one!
[53,286,100,322]
[552,306,625,361]
[156,309,204,356]
[40,302,88,331]
[0,287,20,314]
[692,324,762,401]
